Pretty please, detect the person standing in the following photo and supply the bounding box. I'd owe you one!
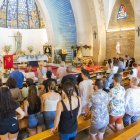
[41,81,61,130]
[56,61,67,82]
[0,87,25,140]
[61,67,77,85]
[136,61,140,79]
[50,81,82,140]
[108,74,125,132]
[106,59,113,74]
[78,70,93,114]
[24,85,44,136]
[77,65,90,85]
[123,77,140,127]
[118,57,124,75]
[84,79,109,140]
[9,65,24,89]
[6,78,23,104]
[25,65,35,83]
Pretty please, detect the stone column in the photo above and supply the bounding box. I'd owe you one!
[134,0,140,62]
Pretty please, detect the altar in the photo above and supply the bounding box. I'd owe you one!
[18,55,48,63]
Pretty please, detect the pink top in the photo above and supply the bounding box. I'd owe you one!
[137,66,140,79]
[57,67,67,82]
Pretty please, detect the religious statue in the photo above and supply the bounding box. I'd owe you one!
[77,49,83,59]
[16,31,22,50]
[116,42,121,54]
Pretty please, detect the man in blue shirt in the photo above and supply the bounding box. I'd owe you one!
[9,65,24,89]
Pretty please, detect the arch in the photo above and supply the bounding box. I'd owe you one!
[35,0,55,62]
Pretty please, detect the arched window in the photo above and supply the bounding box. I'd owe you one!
[117,5,127,19]
[0,0,45,29]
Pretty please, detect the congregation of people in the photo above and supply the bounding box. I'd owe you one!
[1,54,140,140]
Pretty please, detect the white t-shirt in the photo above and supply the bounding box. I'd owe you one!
[125,88,140,116]
[43,73,55,80]
[57,67,67,82]
[79,79,94,114]
[112,66,118,74]
[25,72,35,83]
[106,63,113,73]
[129,68,138,79]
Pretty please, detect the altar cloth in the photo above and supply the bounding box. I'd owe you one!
[19,55,48,63]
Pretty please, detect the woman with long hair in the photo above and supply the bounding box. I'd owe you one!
[106,59,112,74]
[24,85,44,136]
[61,78,79,99]
[0,87,25,140]
[41,81,61,130]
[50,81,82,140]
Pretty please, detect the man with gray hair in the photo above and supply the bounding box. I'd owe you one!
[43,67,55,80]
[56,61,67,82]
[9,65,24,89]
[61,66,77,85]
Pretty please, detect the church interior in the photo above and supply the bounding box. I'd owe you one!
[0,0,140,140]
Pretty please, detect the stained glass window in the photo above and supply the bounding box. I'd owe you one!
[0,0,7,28]
[27,0,39,29]
[18,0,28,29]
[0,0,45,29]
[117,5,127,19]
[37,7,45,28]
[7,0,17,28]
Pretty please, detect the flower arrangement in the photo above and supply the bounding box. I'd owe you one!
[72,57,94,67]
[4,45,12,54]
[18,54,49,60]
[27,46,34,53]
[71,45,83,50]
[71,45,92,50]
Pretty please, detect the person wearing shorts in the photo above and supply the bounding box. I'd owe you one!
[0,87,25,140]
[84,79,109,140]
[108,74,125,132]
[24,85,44,136]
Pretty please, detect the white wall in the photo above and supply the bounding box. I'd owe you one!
[70,0,93,56]
[0,28,48,56]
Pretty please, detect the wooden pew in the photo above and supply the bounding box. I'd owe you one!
[25,116,91,140]
[105,119,140,140]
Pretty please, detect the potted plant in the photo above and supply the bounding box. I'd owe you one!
[3,45,12,55]
[27,46,34,54]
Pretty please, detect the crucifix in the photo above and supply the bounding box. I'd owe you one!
[136,26,140,37]
[94,31,97,39]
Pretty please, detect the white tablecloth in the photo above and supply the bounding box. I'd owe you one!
[18,55,48,63]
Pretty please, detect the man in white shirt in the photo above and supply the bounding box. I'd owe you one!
[56,61,67,82]
[78,69,94,114]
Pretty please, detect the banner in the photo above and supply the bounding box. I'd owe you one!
[4,55,13,69]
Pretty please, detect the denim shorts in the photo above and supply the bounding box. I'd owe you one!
[43,111,56,130]
[59,130,77,140]
[28,112,44,130]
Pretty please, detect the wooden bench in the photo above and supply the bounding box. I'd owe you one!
[25,116,91,140]
[105,119,140,140]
